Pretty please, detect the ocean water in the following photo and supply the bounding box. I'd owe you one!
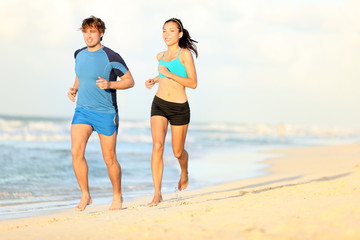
[0,115,359,220]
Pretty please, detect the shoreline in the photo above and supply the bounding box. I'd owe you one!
[0,145,272,221]
[1,142,359,239]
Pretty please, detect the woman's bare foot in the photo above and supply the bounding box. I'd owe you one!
[178,171,189,191]
[178,150,189,191]
[148,194,163,207]
[109,195,123,211]
[75,194,92,211]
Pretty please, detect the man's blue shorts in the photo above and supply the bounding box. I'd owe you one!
[71,108,119,136]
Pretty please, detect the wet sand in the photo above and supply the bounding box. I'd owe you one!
[1,143,359,240]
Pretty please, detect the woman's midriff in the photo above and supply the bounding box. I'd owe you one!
[156,78,188,103]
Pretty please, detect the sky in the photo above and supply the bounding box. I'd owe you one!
[0,0,359,128]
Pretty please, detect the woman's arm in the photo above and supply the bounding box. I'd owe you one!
[145,76,160,89]
[158,49,197,89]
[145,52,164,89]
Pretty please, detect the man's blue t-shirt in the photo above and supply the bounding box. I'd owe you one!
[74,46,129,113]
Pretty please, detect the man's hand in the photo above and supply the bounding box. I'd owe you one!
[67,88,78,102]
[96,77,111,89]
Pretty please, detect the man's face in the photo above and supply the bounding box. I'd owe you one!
[82,26,103,49]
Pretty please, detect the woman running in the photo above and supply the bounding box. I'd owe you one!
[145,18,198,206]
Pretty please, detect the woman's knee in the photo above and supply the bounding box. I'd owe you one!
[173,149,185,159]
[153,141,165,152]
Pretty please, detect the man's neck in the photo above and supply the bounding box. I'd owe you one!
[87,44,102,52]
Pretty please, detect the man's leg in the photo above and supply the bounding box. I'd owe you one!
[71,124,93,211]
[98,132,122,210]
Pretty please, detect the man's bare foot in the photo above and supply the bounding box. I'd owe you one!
[148,194,163,207]
[178,172,189,191]
[75,195,92,211]
[109,195,123,211]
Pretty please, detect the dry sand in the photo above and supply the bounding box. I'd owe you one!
[1,143,359,240]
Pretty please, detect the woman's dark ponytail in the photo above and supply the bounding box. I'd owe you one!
[165,18,198,58]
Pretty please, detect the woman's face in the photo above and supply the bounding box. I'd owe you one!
[162,21,183,46]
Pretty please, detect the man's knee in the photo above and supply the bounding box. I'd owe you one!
[71,147,85,160]
[102,152,117,166]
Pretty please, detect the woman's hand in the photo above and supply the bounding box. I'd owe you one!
[145,79,155,89]
[158,65,171,78]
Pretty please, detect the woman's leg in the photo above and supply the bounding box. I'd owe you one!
[71,124,93,211]
[149,116,169,206]
[171,124,189,191]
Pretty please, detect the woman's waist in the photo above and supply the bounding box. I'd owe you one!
[155,90,188,103]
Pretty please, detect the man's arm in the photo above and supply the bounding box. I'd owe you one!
[96,71,135,90]
[67,76,79,102]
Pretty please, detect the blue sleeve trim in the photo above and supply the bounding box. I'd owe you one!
[74,47,87,59]
[102,46,129,77]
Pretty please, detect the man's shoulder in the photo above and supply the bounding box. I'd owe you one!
[102,46,124,62]
[74,47,87,58]
[102,46,120,56]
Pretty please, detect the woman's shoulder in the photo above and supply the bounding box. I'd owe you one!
[181,48,191,54]
[179,48,194,62]
[156,51,165,61]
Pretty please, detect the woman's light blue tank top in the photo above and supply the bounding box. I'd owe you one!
[158,49,188,78]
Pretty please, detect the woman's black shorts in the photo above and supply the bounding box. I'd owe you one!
[151,96,190,125]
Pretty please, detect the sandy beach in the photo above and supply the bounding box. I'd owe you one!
[1,142,359,240]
